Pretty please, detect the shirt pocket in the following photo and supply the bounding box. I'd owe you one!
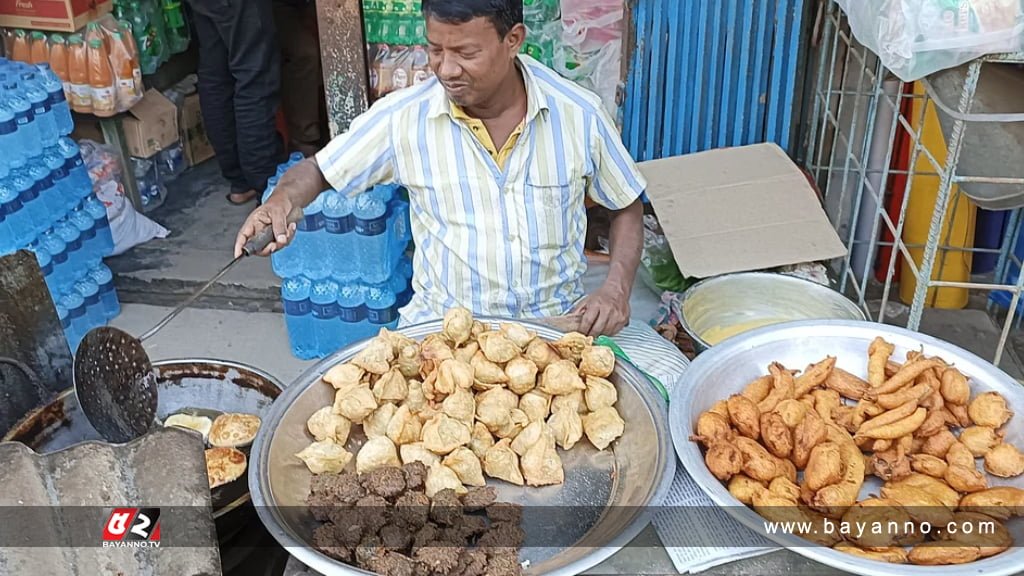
[523,164,584,251]
[524,163,584,212]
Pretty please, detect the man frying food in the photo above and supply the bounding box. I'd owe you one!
[235,0,645,337]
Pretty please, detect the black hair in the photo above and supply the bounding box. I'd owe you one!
[421,0,523,38]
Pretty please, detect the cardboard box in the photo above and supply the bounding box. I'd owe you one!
[122,88,179,159]
[0,0,111,33]
[639,142,846,279]
[179,92,214,167]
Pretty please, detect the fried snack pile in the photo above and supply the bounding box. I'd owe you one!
[296,307,626,493]
[690,337,1024,566]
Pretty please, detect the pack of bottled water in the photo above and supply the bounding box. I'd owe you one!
[0,57,121,354]
[265,153,414,359]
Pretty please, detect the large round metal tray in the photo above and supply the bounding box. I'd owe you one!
[250,318,675,576]
[670,319,1024,576]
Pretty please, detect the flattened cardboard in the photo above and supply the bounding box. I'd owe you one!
[639,142,846,279]
[123,88,179,158]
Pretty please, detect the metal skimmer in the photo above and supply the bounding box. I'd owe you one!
[73,209,301,443]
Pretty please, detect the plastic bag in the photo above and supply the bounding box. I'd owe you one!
[834,0,1024,81]
[554,6,624,118]
[81,140,169,255]
[639,214,693,293]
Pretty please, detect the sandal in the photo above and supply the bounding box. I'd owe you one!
[227,189,258,205]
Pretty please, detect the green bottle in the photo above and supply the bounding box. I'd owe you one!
[161,0,189,54]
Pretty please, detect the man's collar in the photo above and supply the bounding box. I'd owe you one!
[426,54,549,122]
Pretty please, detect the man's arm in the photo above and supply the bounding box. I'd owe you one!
[574,103,648,336]
[234,96,397,257]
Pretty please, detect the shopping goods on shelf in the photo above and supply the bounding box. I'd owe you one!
[266,153,415,359]
[0,61,121,352]
[4,15,145,115]
[111,0,186,75]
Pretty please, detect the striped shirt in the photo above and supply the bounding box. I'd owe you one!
[314,54,646,326]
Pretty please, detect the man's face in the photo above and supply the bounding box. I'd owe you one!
[425,16,525,108]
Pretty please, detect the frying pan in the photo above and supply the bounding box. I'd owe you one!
[4,358,282,526]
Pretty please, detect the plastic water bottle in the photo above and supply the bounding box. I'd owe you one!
[310,279,340,356]
[5,85,43,159]
[387,197,411,270]
[365,282,398,329]
[70,209,101,269]
[60,291,88,353]
[13,172,46,234]
[337,282,369,344]
[27,158,61,224]
[43,151,74,212]
[39,231,70,295]
[281,275,316,359]
[354,192,389,283]
[0,104,21,171]
[35,64,73,136]
[322,190,358,282]
[58,137,91,201]
[19,73,57,148]
[30,242,55,297]
[55,220,85,283]
[74,277,104,329]
[83,196,114,256]
[0,178,32,250]
[289,152,305,164]
[88,264,120,320]
[302,195,330,280]
[56,303,71,349]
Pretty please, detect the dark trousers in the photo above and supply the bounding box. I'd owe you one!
[187,0,283,194]
[272,0,324,153]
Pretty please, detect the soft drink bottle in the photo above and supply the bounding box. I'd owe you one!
[20,72,57,148]
[310,279,341,356]
[365,282,399,329]
[89,264,120,320]
[67,34,91,113]
[0,104,21,170]
[83,195,114,256]
[69,208,100,269]
[12,173,46,234]
[74,277,104,328]
[87,38,116,117]
[36,63,74,136]
[161,0,190,54]
[60,291,88,353]
[11,30,30,63]
[0,177,33,249]
[5,85,43,158]
[28,31,48,65]
[322,190,358,282]
[39,230,71,294]
[43,150,74,212]
[54,220,85,282]
[337,281,370,343]
[58,137,92,201]
[353,192,389,283]
[281,275,316,359]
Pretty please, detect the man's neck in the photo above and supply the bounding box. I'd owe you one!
[461,65,527,121]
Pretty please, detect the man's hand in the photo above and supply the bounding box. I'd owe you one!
[233,195,298,258]
[572,280,631,336]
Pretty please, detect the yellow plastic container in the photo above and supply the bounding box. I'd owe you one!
[899,82,976,309]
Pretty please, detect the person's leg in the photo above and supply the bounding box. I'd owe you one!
[185,0,250,203]
[223,0,284,198]
[273,0,323,156]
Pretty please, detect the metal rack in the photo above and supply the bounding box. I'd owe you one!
[802,1,1024,368]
